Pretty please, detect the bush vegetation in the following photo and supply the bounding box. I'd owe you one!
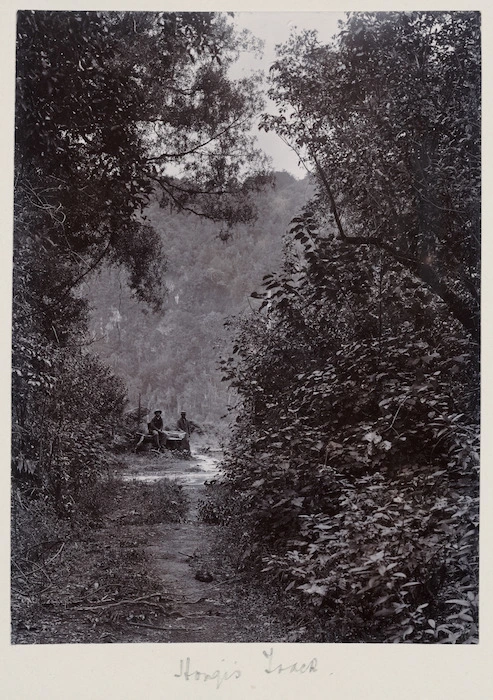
[219,222,479,644]
[11,10,480,645]
[218,12,480,644]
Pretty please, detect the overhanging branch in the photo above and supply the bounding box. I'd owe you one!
[312,154,479,338]
[146,114,248,163]
[312,152,383,246]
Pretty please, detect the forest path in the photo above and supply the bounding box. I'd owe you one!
[117,445,250,643]
[12,442,288,644]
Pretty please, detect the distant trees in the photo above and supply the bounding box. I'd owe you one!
[83,172,313,422]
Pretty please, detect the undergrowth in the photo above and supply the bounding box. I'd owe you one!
[117,478,190,525]
[11,474,190,643]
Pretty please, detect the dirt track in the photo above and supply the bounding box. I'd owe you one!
[121,447,244,642]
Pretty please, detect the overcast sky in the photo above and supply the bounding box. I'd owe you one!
[231,12,345,178]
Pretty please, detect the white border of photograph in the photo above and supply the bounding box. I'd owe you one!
[1,2,491,698]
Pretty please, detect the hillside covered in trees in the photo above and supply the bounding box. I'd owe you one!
[83,171,313,424]
[11,10,479,649]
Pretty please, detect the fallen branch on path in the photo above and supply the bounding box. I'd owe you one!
[74,593,167,613]
[174,614,233,621]
[12,544,64,586]
[210,575,242,587]
[178,596,207,605]
[20,539,64,559]
[12,557,52,584]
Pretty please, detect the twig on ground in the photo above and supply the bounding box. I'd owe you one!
[75,592,166,613]
[46,541,65,565]
[11,590,35,601]
[12,559,28,580]
[20,539,64,559]
[179,596,207,604]
[39,584,55,595]
[210,576,241,587]
[12,557,52,584]
[174,614,232,621]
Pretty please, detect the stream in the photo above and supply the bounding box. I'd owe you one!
[121,448,221,486]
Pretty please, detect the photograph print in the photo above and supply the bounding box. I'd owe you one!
[11,10,480,645]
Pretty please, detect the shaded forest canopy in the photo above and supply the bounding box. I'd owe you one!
[12,10,479,645]
[219,10,479,643]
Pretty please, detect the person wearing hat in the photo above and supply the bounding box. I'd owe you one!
[148,410,165,450]
[176,411,200,453]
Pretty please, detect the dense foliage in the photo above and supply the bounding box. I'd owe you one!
[220,12,480,643]
[12,10,480,645]
[261,11,480,337]
[15,10,268,330]
[12,10,273,642]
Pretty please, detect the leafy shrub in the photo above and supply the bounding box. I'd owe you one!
[11,484,70,561]
[260,463,478,643]
[197,480,242,525]
[71,468,123,526]
[220,209,479,642]
[12,345,127,518]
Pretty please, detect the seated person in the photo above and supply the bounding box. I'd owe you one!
[148,410,165,449]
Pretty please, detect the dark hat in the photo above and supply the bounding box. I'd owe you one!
[181,411,186,415]
[154,410,162,414]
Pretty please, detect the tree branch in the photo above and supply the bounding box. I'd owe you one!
[311,152,383,245]
[150,176,226,222]
[58,239,113,300]
[146,114,248,162]
[312,155,479,338]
